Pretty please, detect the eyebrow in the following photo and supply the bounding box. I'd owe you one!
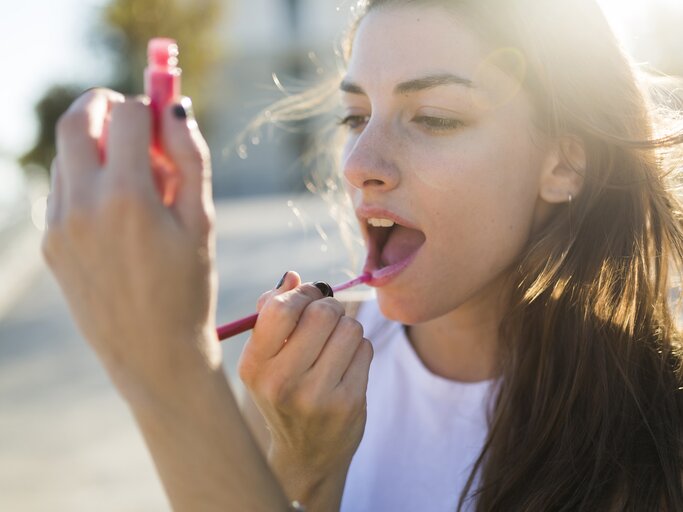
[339,73,475,95]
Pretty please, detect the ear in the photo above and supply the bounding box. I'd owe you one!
[538,136,586,204]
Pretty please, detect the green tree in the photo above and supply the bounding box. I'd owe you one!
[19,85,82,170]
[92,0,224,112]
[21,0,225,172]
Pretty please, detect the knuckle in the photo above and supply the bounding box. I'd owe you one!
[327,297,346,315]
[112,99,151,124]
[123,96,151,113]
[256,290,274,312]
[325,391,359,418]
[306,299,342,324]
[360,338,374,362]
[265,295,300,325]
[339,316,364,340]
[77,87,113,103]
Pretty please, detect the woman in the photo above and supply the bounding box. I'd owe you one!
[44,0,683,510]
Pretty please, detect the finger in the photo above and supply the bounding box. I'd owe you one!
[339,338,374,394]
[105,97,157,195]
[160,97,213,232]
[249,271,303,360]
[277,297,345,374]
[256,291,273,313]
[239,271,299,384]
[46,157,64,227]
[255,272,290,312]
[250,273,327,360]
[308,316,364,387]
[56,88,124,205]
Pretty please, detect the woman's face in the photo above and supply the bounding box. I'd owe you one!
[341,5,553,324]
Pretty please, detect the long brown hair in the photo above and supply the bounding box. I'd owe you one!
[254,0,683,509]
[351,1,683,509]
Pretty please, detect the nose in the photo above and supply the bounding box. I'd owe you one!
[342,124,400,192]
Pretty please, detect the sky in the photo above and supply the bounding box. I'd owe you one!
[1,0,108,160]
[0,0,675,163]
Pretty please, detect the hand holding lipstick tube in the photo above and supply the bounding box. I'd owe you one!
[47,79,219,396]
[238,270,373,509]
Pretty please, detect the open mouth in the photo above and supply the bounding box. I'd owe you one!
[363,217,426,284]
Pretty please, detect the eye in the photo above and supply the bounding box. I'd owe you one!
[412,115,464,132]
[337,114,370,131]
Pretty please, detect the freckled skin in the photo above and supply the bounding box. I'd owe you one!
[342,6,552,326]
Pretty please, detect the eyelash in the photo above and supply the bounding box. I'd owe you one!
[336,114,370,130]
[336,114,463,133]
[413,116,464,131]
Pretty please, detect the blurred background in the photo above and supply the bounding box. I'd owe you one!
[0,0,682,510]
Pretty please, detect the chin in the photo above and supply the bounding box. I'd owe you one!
[375,290,441,325]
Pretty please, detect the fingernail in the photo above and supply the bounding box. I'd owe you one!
[313,281,334,298]
[173,97,194,120]
[276,272,289,289]
[172,104,187,119]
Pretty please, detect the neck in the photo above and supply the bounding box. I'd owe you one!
[404,275,510,382]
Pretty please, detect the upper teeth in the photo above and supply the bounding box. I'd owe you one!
[368,218,395,228]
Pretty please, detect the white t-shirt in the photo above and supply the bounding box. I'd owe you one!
[340,299,495,512]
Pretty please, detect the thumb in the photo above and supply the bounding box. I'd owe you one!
[161,97,213,233]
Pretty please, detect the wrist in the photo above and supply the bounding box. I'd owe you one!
[269,450,350,511]
[106,329,224,411]
[123,356,293,512]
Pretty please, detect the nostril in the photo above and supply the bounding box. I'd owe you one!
[343,150,400,190]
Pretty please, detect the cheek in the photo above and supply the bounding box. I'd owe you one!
[423,132,541,265]
[408,123,538,196]
[467,149,539,251]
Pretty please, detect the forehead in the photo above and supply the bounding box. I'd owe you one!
[347,5,488,88]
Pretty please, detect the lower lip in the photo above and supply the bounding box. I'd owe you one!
[365,249,421,287]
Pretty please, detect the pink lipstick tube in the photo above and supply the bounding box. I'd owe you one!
[144,38,182,205]
[145,38,182,149]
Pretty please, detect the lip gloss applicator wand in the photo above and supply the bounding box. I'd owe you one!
[216,273,372,341]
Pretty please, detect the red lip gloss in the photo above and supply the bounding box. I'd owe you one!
[216,273,372,341]
[145,38,182,205]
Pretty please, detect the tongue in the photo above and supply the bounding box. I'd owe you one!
[380,226,426,267]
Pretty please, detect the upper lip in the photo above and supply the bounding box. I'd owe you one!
[355,205,420,231]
